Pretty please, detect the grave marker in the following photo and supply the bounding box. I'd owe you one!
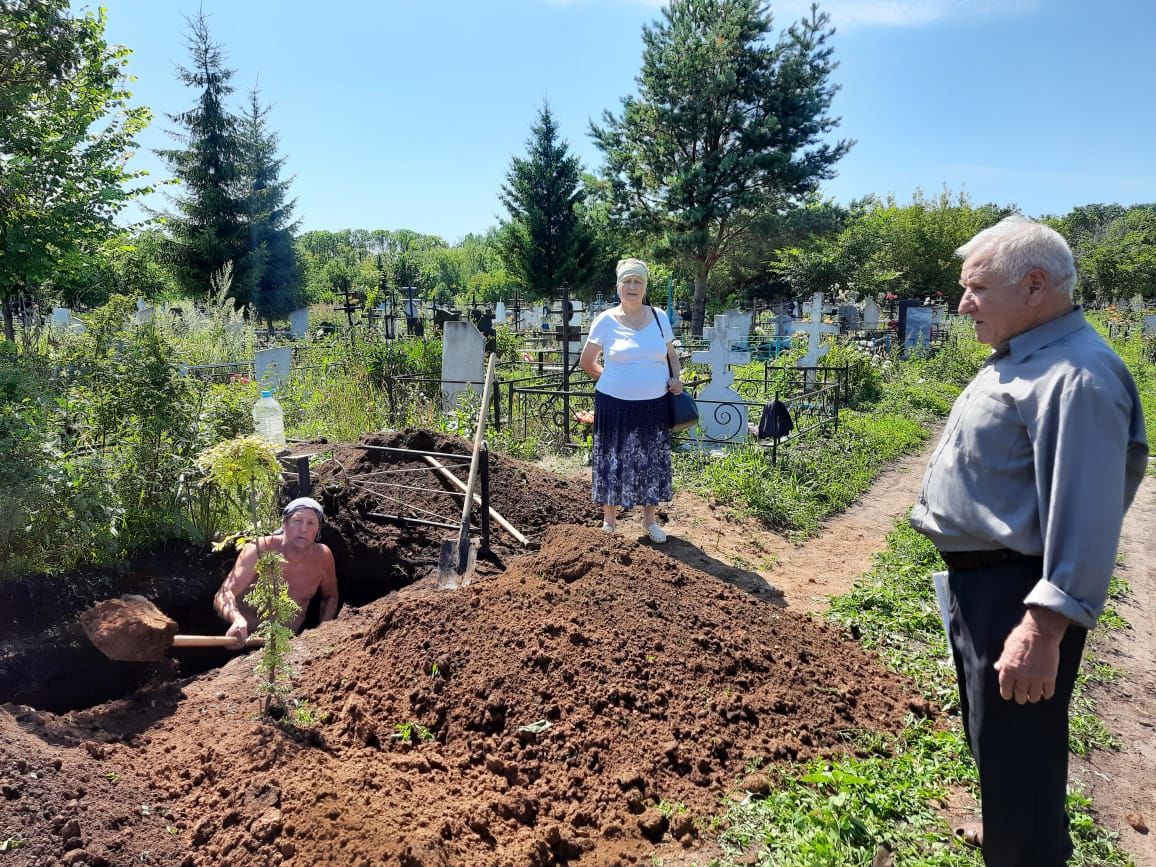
[1143,314,1156,337]
[794,293,838,388]
[723,309,754,349]
[862,296,881,329]
[289,308,309,339]
[691,314,751,443]
[255,347,292,390]
[902,305,933,353]
[51,307,72,328]
[494,300,507,325]
[441,321,485,411]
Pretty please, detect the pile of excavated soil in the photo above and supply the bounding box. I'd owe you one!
[311,429,603,597]
[0,525,930,866]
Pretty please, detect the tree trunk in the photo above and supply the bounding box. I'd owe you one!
[2,297,14,342]
[691,260,710,337]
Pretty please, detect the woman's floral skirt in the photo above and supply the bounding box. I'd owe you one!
[591,391,672,508]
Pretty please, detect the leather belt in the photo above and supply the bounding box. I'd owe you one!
[938,548,1037,571]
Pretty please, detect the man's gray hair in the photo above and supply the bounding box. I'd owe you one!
[956,215,1077,300]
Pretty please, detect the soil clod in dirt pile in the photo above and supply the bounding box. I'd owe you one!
[79,595,179,663]
[311,429,601,596]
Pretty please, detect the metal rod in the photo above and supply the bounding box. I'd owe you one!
[479,444,491,554]
[367,512,466,532]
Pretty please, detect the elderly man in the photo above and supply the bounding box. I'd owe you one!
[910,216,1148,865]
[214,497,339,648]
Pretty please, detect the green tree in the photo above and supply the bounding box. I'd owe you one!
[0,0,152,340]
[591,0,850,335]
[155,10,251,305]
[237,86,303,327]
[499,102,597,300]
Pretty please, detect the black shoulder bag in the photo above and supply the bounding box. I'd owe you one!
[652,307,699,432]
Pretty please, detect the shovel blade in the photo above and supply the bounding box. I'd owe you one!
[436,538,478,589]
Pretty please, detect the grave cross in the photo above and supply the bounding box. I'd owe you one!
[794,292,838,388]
[692,315,750,390]
[690,314,752,443]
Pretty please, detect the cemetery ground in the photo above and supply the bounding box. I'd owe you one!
[1,427,1153,866]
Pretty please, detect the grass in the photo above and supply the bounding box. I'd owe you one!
[710,523,1134,866]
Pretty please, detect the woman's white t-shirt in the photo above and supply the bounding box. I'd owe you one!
[586,307,673,401]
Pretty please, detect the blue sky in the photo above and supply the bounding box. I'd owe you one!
[83,0,1156,243]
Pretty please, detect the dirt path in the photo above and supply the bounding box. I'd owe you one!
[1071,470,1156,866]
[662,432,940,613]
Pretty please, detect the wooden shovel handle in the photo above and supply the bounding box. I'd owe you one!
[172,635,265,649]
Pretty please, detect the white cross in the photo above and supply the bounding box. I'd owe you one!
[692,314,750,389]
[794,292,838,369]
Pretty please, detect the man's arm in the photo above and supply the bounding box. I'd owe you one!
[214,542,259,647]
[994,606,1069,704]
[317,545,339,623]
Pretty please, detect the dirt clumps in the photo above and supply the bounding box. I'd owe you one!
[79,595,180,663]
[1,523,926,865]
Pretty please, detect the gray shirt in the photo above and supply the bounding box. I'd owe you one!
[910,308,1148,629]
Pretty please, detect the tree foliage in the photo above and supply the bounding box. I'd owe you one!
[0,0,152,339]
[1050,204,1156,303]
[498,102,598,300]
[775,189,1011,304]
[155,10,251,305]
[237,86,303,325]
[591,0,851,334]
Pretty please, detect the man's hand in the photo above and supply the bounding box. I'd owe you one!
[668,377,684,395]
[225,617,249,650]
[993,607,1069,703]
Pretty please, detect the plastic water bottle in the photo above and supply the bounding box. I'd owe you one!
[252,390,286,448]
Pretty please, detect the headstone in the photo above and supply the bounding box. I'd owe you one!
[903,305,933,352]
[136,298,148,312]
[441,321,485,411]
[290,308,309,339]
[494,301,507,325]
[773,312,794,337]
[568,300,584,327]
[1132,294,1145,313]
[134,304,154,324]
[862,296,881,329]
[794,293,838,388]
[723,309,754,349]
[51,307,71,328]
[690,314,751,443]
[1143,314,1156,337]
[255,346,293,390]
[838,304,859,331]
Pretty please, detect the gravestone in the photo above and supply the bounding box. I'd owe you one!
[1143,314,1156,337]
[690,314,751,443]
[51,307,72,328]
[794,293,838,389]
[494,300,507,325]
[255,347,293,390]
[902,305,933,352]
[838,304,860,331]
[862,296,881,329]
[134,298,154,324]
[290,308,309,339]
[441,321,485,411]
[723,309,754,349]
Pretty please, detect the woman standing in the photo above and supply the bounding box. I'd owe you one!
[579,258,684,542]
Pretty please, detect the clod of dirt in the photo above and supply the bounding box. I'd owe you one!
[1126,811,1149,833]
[78,595,178,662]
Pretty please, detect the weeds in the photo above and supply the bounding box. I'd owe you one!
[393,721,435,744]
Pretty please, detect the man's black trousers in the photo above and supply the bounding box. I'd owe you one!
[947,557,1088,867]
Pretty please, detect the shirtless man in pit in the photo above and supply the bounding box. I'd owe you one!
[214,497,339,648]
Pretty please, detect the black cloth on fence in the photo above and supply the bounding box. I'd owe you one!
[757,399,794,440]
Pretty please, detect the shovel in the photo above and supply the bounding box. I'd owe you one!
[81,595,264,663]
[437,353,498,589]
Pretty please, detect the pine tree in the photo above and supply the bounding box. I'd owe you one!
[591,0,851,335]
[499,102,597,300]
[155,11,251,304]
[237,86,302,326]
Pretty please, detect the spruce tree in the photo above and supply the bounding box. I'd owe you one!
[499,102,597,300]
[155,11,250,304]
[591,0,851,334]
[237,86,302,326]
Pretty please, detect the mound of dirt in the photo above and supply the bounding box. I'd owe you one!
[0,525,928,866]
[312,429,602,600]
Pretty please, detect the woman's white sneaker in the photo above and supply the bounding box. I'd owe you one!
[600,522,617,534]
